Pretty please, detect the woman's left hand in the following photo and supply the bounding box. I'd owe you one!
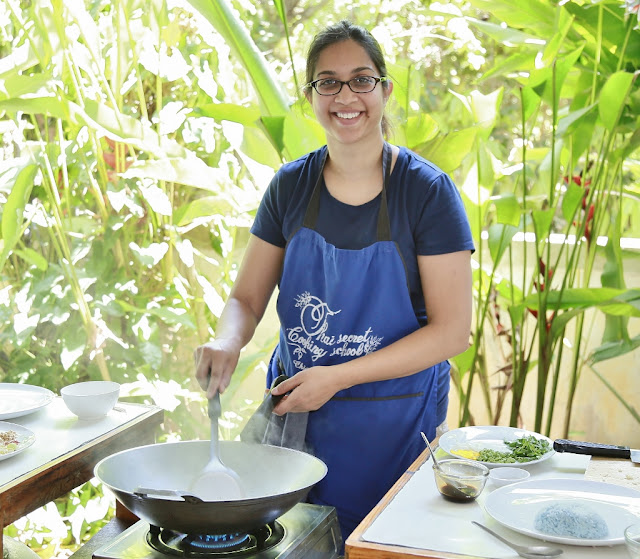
[271,366,341,415]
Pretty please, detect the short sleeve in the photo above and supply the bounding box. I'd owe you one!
[250,172,287,248]
[413,172,474,256]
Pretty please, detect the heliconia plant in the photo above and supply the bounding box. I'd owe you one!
[436,0,640,436]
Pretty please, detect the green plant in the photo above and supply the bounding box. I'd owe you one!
[441,0,640,435]
[0,0,283,411]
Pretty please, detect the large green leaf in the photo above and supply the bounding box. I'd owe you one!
[186,0,290,117]
[564,1,640,68]
[76,99,186,157]
[598,71,635,132]
[197,103,262,126]
[540,6,574,67]
[122,157,240,194]
[283,111,326,160]
[477,52,537,83]
[420,127,477,173]
[0,97,68,119]
[524,288,640,317]
[387,62,411,113]
[541,45,584,111]
[521,86,541,122]
[487,223,518,265]
[261,115,286,156]
[14,248,48,272]
[531,209,554,241]
[590,336,640,364]
[556,104,596,137]
[466,17,545,47]
[0,72,58,101]
[406,113,439,149]
[492,193,521,227]
[174,197,239,227]
[242,124,283,168]
[601,214,629,345]
[561,182,584,224]
[0,163,38,271]
[465,0,556,33]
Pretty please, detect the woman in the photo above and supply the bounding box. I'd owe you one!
[195,20,474,541]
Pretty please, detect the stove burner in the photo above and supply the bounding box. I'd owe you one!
[185,533,251,552]
[146,521,285,557]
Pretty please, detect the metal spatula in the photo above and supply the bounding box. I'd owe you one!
[189,393,245,501]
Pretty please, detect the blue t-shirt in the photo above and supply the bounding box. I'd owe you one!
[251,145,475,326]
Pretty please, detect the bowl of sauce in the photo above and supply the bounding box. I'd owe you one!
[433,459,489,502]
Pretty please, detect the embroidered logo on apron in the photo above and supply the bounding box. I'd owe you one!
[286,291,383,369]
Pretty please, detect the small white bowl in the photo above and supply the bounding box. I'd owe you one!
[488,466,530,487]
[61,381,120,420]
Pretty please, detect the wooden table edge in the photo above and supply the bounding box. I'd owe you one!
[346,445,480,559]
[345,444,638,559]
[0,404,163,557]
[1,404,163,492]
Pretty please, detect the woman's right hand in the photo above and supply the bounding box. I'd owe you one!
[194,339,241,398]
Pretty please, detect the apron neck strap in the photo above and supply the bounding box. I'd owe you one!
[303,142,393,242]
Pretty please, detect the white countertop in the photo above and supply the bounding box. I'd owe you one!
[1,397,152,488]
[362,451,637,558]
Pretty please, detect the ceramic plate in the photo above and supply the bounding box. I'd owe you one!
[0,421,36,461]
[0,383,54,420]
[484,478,640,546]
[438,426,555,467]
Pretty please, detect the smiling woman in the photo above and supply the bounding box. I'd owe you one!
[194,19,474,544]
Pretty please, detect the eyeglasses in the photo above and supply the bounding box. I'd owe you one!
[306,76,388,96]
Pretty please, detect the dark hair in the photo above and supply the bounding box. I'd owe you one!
[304,20,392,136]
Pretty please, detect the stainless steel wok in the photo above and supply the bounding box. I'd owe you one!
[94,440,327,534]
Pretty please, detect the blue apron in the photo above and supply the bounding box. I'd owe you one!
[269,143,444,540]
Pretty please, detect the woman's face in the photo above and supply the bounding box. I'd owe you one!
[307,39,392,147]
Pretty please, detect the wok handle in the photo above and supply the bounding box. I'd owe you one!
[133,487,204,503]
[553,439,631,458]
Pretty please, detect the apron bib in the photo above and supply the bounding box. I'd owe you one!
[271,143,443,539]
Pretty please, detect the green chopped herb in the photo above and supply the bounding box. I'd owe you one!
[477,449,517,463]
[477,435,551,463]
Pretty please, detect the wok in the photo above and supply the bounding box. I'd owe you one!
[94,440,327,534]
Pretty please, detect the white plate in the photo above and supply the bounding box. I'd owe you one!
[484,478,640,546]
[0,383,55,420]
[0,421,36,461]
[438,426,555,467]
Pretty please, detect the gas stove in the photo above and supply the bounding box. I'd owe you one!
[92,503,342,559]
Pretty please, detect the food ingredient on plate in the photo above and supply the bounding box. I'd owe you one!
[451,448,479,460]
[0,429,19,455]
[476,435,551,463]
[534,503,609,539]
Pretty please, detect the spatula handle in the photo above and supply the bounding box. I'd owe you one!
[208,392,221,421]
[207,393,222,460]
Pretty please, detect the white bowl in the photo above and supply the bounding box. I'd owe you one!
[488,466,530,487]
[61,381,120,419]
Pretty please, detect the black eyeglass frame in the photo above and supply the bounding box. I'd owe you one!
[306,76,388,96]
